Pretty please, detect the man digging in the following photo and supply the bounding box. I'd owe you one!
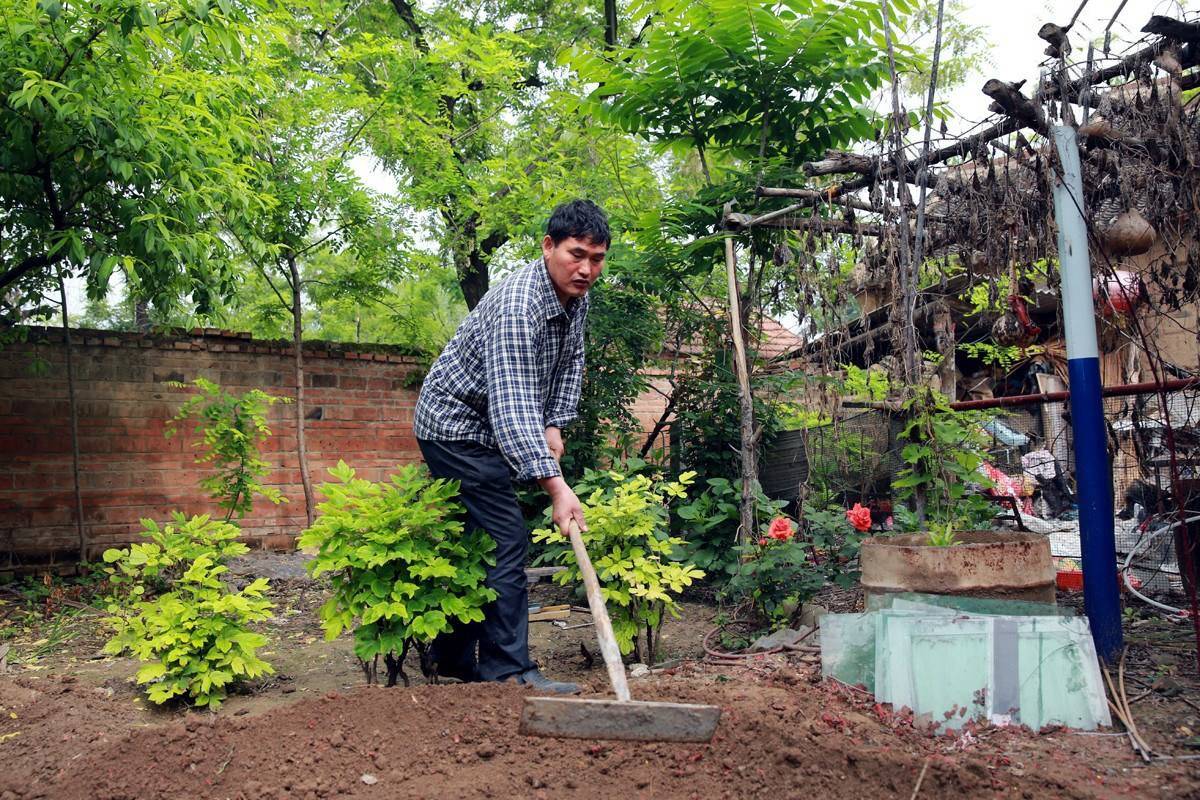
[413,199,609,694]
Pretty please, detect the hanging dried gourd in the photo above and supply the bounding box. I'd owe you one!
[1100,208,1157,256]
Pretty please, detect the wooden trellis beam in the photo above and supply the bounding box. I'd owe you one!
[728,14,1200,237]
[786,117,1023,212]
[722,210,954,240]
[802,150,884,178]
[753,186,950,222]
[1044,15,1200,103]
[982,79,1047,134]
[723,212,886,236]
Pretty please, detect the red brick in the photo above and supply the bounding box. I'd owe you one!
[260,533,296,552]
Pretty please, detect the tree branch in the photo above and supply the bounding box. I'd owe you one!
[0,252,63,295]
[389,0,429,53]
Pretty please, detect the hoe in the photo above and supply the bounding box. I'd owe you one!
[518,521,722,742]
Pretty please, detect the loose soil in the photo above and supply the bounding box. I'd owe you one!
[4,664,1199,800]
[1,553,1198,799]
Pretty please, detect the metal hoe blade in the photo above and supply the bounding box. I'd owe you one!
[519,696,722,743]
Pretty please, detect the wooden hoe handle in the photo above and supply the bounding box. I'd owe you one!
[563,519,631,702]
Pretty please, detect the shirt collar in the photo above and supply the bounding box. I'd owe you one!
[536,258,582,321]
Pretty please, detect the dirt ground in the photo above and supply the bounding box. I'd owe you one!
[1,553,1198,799]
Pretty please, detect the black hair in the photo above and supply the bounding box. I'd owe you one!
[546,199,611,248]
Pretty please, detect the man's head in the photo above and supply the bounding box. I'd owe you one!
[542,200,609,304]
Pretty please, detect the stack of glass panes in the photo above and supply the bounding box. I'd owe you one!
[820,593,1111,731]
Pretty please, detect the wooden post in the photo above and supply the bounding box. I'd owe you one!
[723,231,758,547]
[933,302,957,399]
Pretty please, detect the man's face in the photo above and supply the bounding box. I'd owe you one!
[542,234,607,304]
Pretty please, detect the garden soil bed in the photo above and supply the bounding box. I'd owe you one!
[1,554,1199,799]
[3,663,1198,800]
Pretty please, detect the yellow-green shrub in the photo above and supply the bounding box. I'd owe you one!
[533,470,703,664]
[102,553,273,708]
[298,462,497,686]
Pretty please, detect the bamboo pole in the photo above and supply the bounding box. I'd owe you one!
[723,229,758,547]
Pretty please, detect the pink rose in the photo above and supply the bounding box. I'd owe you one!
[846,503,872,532]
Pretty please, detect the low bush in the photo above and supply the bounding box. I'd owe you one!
[673,476,786,581]
[298,462,497,686]
[725,503,870,627]
[103,512,248,596]
[532,469,704,664]
[102,525,273,708]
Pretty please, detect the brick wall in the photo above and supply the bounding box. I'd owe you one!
[629,373,674,454]
[0,327,424,563]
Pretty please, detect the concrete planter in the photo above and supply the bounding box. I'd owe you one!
[860,530,1056,604]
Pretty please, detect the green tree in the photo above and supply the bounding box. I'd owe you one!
[0,0,272,322]
[351,0,655,307]
[574,0,919,175]
[220,1,408,524]
[563,0,924,548]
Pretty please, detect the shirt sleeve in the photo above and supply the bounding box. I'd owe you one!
[486,312,561,481]
[545,329,585,429]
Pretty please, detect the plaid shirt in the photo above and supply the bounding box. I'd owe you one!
[414,259,588,481]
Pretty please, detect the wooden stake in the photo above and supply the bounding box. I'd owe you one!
[723,228,758,547]
[909,758,931,800]
[933,303,956,399]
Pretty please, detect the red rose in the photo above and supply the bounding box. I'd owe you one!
[767,517,795,542]
[757,537,770,547]
[846,503,872,532]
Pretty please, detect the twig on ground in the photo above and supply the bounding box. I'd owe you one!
[215,746,235,775]
[1127,688,1154,704]
[909,757,931,800]
[828,677,873,696]
[1103,658,1154,761]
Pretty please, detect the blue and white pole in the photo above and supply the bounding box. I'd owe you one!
[1051,124,1123,661]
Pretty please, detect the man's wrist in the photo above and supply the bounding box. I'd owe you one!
[538,475,568,497]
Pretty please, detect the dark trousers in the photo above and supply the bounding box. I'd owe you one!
[417,439,536,682]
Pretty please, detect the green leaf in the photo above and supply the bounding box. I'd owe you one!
[136,662,167,684]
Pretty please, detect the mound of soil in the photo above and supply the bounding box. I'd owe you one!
[3,666,1195,800]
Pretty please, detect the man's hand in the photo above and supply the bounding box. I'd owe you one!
[544,425,564,463]
[538,475,586,533]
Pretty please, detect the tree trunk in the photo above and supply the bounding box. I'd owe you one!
[723,235,758,548]
[639,391,679,458]
[0,251,62,296]
[57,272,86,562]
[133,299,151,333]
[287,255,316,527]
[461,247,490,311]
